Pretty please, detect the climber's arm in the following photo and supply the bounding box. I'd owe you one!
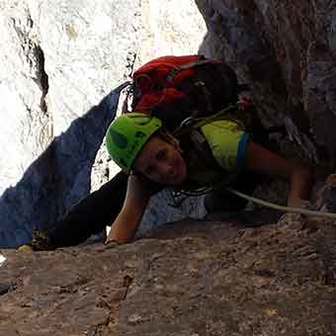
[106,174,151,244]
[246,141,313,207]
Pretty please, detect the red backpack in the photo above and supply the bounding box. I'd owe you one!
[127,55,244,131]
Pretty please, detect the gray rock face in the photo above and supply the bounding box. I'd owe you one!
[0,2,50,191]
[1,213,336,335]
[196,0,336,163]
[304,42,336,167]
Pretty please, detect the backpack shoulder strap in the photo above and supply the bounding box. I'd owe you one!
[188,128,222,171]
[166,59,220,83]
[178,127,238,193]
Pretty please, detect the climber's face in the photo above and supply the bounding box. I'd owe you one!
[134,135,187,185]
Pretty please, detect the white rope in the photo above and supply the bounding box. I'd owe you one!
[226,187,336,220]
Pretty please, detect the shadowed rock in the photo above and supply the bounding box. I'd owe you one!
[0,83,128,248]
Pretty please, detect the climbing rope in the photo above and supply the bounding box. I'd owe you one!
[226,187,336,220]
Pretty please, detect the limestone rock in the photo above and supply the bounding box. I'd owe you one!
[1,215,336,335]
[303,42,336,166]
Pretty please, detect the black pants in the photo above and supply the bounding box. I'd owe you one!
[49,171,262,248]
[48,171,128,247]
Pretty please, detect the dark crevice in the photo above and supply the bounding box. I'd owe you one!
[33,45,49,115]
[11,15,50,116]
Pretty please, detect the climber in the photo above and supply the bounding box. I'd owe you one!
[104,111,313,244]
[24,54,313,250]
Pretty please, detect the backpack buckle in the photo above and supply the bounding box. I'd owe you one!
[173,116,196,136]
[166,67,180,83]
[179,116,195,128]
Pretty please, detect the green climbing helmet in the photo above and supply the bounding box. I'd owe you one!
[106,112,162,172]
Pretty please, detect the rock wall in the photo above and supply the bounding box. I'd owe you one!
[1,214,336,335]
[196,0,336,165]
[0,84,127,247]
[1,1,336,333]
